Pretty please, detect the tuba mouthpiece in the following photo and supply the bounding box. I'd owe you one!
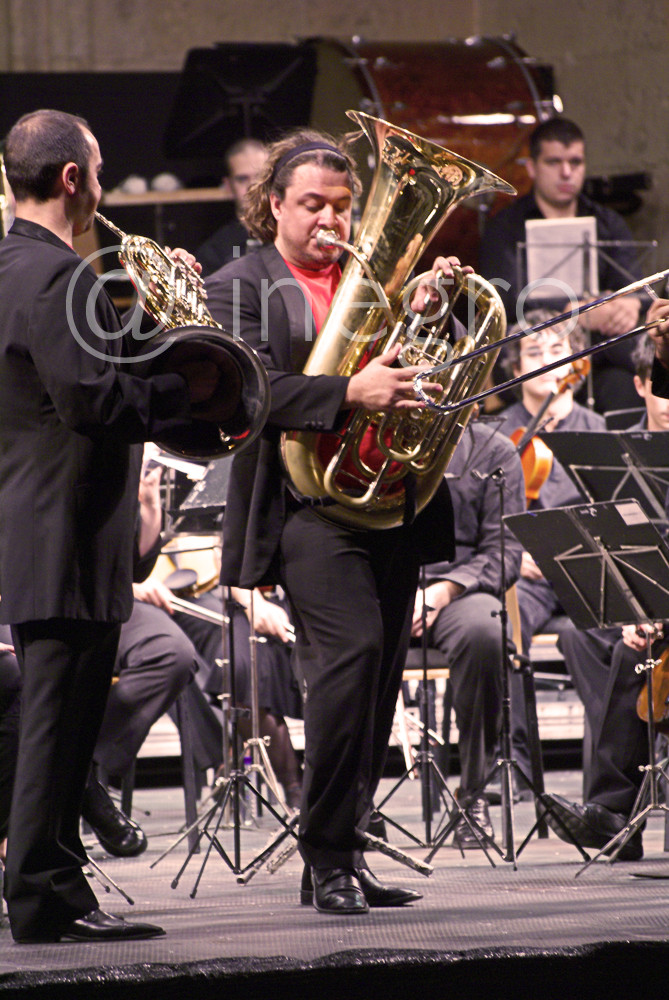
[316,229,340,248]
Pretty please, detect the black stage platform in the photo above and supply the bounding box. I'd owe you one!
[2,770,669,999]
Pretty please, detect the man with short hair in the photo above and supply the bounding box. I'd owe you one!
[0,109,224,943]
[479,116,644,412]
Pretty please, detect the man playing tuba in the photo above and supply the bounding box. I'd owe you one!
[206,125,470,915]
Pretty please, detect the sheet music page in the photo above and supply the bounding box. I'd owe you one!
[524,216,599,299]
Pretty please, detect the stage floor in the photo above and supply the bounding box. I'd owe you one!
[2,768,669,997]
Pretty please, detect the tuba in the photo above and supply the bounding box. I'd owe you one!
[95,212,270,461]
[280,111,515,530]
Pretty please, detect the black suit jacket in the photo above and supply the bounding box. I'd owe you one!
[206,243,454,588]
[0,219,192,624]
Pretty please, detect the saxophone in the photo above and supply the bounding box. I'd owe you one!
[280,111,515,529]
[95,211,270,461]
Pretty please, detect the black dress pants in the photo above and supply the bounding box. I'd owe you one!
[559,625,648,815]
[280,505,421,870]
[0,623,20,841]
[429,592,504,795]
[94,601,197,778]
[6,619,120,941]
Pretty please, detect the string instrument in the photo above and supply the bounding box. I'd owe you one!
[510,358,590,505]
[636,644,669,734]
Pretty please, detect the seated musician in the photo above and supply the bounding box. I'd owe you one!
[85,451,220,857]
[168,579,304,811]
[543,329,669,857]
[495,311,606,787]
[411,413,525,847]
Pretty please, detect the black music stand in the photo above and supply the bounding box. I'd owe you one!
[541,430,669,526]
[504,499,669,864]
[164,43,317,156]
[152,457,299,893]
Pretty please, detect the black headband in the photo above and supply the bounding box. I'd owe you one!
[271,141,346,181]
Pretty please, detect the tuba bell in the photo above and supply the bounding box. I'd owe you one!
[95,212,270,461]
[280,111,515,529]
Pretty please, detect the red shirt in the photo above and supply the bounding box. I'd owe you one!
[284,260,341,333]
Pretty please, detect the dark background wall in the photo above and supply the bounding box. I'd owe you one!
[0,1,666,273]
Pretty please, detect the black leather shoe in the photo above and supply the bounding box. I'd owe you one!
[308,867,369,914]
[62,909,164,941]
[82,775,147,858]
[15,908,165,943]
[301,864,421,907]
[356,867,422,906]
[453,793,494,850]
[543,793,643,861]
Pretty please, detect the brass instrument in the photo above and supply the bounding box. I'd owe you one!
[280,111,515,530]
[168,593,228,626]
[95,211,270,461]
[414,268,669,415]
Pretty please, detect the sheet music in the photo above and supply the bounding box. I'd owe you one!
[525,216,599,299]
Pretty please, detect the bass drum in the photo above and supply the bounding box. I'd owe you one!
[305,35,559,266]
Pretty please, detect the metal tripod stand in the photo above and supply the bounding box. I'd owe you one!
[152,585,298,894]
[423,465,556,868]
[373,567,499,867]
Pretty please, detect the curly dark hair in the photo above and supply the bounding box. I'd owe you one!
[4,109,91,202]
[242,128,362,244]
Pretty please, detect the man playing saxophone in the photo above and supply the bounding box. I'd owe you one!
[205,125,469,915]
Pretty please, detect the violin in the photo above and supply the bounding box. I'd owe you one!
[636,644,669,733]
[510,428,553,503]
[511,358,590,506]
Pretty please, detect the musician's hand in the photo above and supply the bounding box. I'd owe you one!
[411,581,463,637]
[133,579,174,613]
[0,642,14,655]
[579,293,641,338]
[248,593,295,643]
[622,622,663,651]
[164,246,202,276]
[147,248,202,297]
[647,298,669,366]
[409,256,473,314]
[520,551,544,581]
[344,343,441,411]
